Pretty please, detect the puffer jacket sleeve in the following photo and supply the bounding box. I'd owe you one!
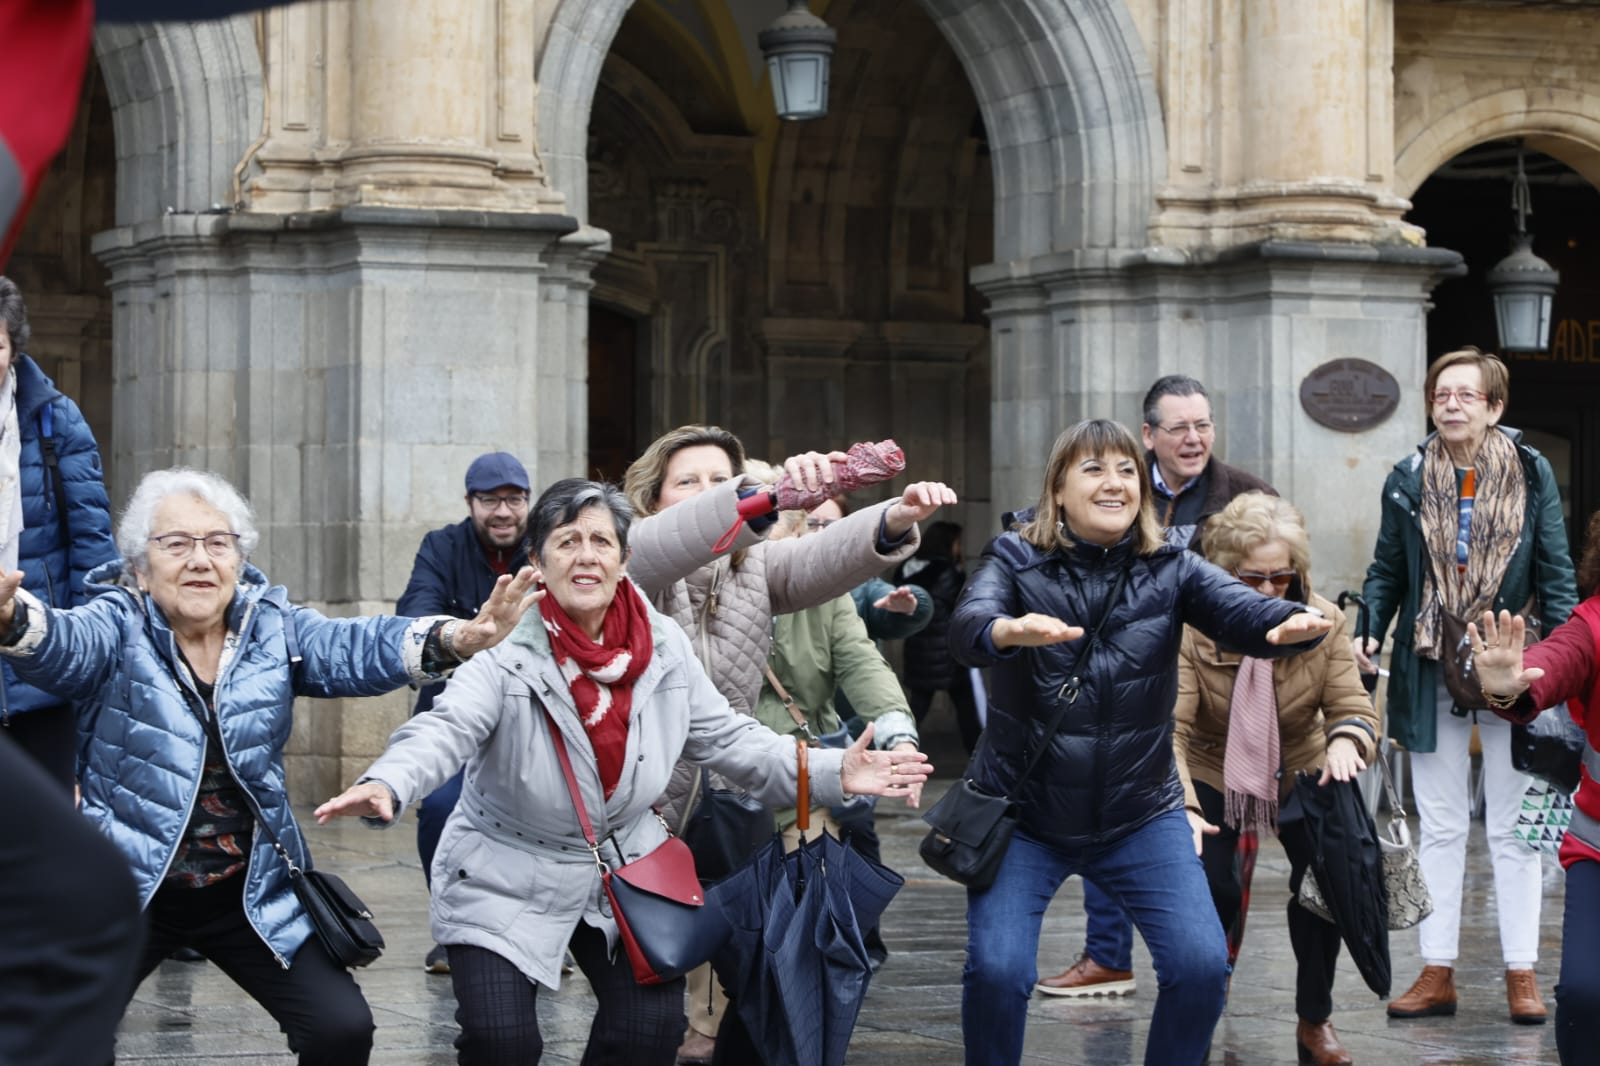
[948,538,1026,668]
[676,624,846,809]
[626,479,765,597]
[51,397,116,606]
[289,604,455,696]
[1360,464,1411,645]
[1317,604,1381,762]
[852,577,933,642]
[761,499,920,615]
[0,588,129,700]
[359,648,509,818]
[1178,553,1319,658]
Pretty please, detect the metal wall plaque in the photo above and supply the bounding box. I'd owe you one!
[1299,358,1400,432]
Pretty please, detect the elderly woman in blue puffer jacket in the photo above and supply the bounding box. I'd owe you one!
[0,467,539,1066]
[950,419,1333,1066]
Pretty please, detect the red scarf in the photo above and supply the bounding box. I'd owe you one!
[539,578,653,797]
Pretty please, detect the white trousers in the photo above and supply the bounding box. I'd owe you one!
[1409,677,1542,966]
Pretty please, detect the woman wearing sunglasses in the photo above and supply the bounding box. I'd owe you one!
[1171,491,1377,1065]
[1355,347,1577,1025]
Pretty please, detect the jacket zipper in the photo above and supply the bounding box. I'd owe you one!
[164,597,291,969]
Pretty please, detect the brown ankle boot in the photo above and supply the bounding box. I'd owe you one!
[1387,965,1457,1018]
[1295,1019,1352,1066]
[1506,969,1548,1025]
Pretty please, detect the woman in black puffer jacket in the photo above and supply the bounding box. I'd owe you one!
[897,521,981,751]
[949,419,1331,1066]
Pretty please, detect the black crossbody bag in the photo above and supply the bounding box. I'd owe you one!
[919,565,1129,888]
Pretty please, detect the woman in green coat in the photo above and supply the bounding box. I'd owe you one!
[1355,348,1577,1026]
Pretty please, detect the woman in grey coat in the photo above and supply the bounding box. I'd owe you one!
[316,478,932,1066]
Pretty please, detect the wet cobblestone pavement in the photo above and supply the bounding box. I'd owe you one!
[119,772,1566,1064]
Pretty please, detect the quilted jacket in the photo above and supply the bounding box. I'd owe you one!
[626,479,920,825]
[1172,590,1379,811]
[951,530,1317,850]
[0,560,448,966]
[2,353,117,718]
[358,583,849,990]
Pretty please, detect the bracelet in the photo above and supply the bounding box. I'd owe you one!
[440,619,462,659]
[1482,689,1521,712]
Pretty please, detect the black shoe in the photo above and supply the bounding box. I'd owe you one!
[169,947,206,963]
[424,944,450,974]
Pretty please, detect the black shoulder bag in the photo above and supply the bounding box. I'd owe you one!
[919,564,1130,889]
[254,814,385,969]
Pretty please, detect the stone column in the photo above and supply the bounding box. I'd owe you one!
[975,243,1462,596]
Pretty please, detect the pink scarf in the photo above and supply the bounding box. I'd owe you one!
[1223,656,1281,836]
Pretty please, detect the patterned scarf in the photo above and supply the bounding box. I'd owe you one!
[1223,655,1281,836]
[1413,429,1525,660]
[540,577,653,798]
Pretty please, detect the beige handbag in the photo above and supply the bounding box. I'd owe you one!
[1299,748,1433,930]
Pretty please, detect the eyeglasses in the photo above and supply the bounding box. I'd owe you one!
[471,492,529,512]
[1152,421,1215,440]
[804,518,838,531]
[149,532,242,559]
[1430,388,1486,407]
[1235,568,1296,589]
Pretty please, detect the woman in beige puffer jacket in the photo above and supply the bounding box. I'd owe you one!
[1170,491,1377,1066]
[622,424,955,1064]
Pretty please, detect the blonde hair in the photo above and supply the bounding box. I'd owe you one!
[744,458,804,538]
[1019,419,1163,556]
[1199,491,1311,582]
[623,425,746,517]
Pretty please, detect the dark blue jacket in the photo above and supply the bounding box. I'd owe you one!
[396,517,529,715]
[2,354,116,718]
[950,530,1316,850]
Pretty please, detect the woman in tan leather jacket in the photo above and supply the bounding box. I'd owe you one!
[1172,491,1378,1066]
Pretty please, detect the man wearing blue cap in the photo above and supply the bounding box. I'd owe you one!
[397,451,533,974]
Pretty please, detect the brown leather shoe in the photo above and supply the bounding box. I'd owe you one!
[1387,965,1457,1018]
[1035,953,1136,997]
[1295,1019,1352,1065]
[1506,968,1548,1025]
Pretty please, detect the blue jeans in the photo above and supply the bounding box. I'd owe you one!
[962,809,1227,1066]
[1083,877,1134,971]
[416,770,463,889]
[1558,858,1600,1062]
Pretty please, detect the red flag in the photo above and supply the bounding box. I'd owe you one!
[0,0,95,267]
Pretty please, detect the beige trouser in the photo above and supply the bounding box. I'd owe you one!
[684,808,841,1038]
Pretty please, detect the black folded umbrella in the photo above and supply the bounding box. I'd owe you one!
[706,831,904,1066]
[1289,773,1391,997]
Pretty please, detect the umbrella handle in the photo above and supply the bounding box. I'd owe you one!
[796,738,810,833]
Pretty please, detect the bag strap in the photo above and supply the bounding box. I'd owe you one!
[36,404,71,564]
[1004,563,1130,802]
[796,738,810,832]
[541,707,609,872]
[764,662,813,740]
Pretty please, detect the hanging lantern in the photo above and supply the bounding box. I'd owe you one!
[758,0,836,121]
[1485,143,1560,353]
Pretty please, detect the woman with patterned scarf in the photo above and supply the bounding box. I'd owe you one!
[1172,491,1377,1065]
[316,477,931,1066]
[1355,347,1577,1026]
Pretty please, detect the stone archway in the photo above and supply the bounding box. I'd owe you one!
[1395,88,1600,201]
[539,0,1164,261]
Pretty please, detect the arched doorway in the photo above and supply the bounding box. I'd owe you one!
[1407,139,1600,542]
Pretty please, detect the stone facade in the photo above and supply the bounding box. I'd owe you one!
[8,0,1597,799]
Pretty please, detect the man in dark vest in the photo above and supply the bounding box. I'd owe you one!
[397,452,532,974]
[1037,374,1279,999]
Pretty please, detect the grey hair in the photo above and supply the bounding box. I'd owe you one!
[117,468,260,572]
[0,276,30,352]
[1141,374,1211,427]
[528,478,634,561]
